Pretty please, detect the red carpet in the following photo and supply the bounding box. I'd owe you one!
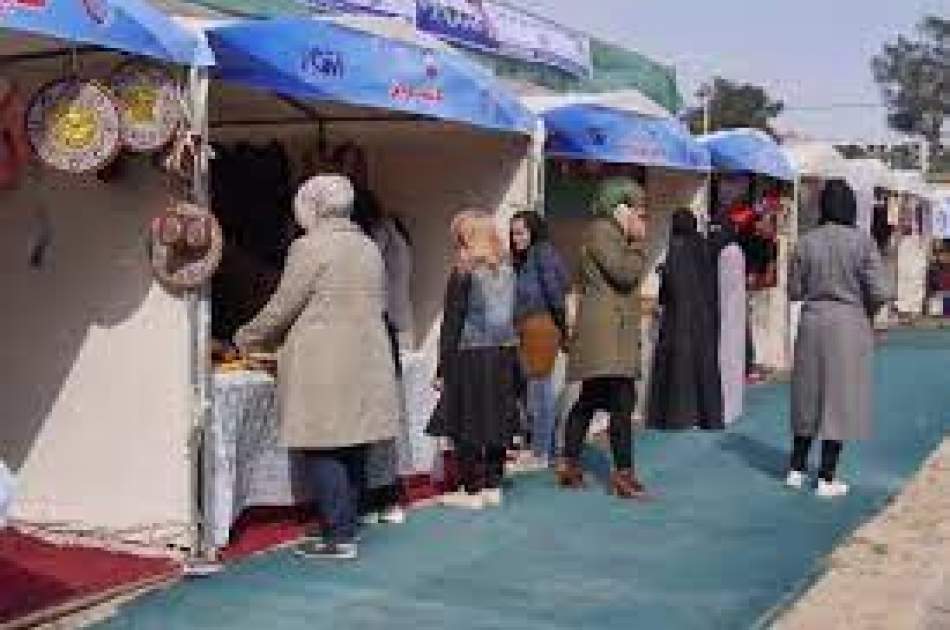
[0,528,178,624]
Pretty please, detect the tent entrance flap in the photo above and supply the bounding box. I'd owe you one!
[204,18,536,136]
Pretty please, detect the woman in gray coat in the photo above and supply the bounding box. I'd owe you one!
[787,179,891,499]
[236,174,399,559]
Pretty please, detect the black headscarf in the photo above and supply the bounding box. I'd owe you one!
[510,210,549,269]
[820,179,858,227]
[671,208,699,237]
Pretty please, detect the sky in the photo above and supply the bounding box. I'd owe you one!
[507,0,948,143]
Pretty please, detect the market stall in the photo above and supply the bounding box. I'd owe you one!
[193,16,538,548]
[0,0,213,553]
[929,191,950,316]
[783,142,856,351]
[527,101,711,420]
[890,170,932,319]
[699,129,796,372]
[844,159,901,327]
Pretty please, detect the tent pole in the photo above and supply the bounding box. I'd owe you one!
[530,118,546,212]
[184,65,219,576]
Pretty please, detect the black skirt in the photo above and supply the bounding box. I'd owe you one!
[427,345,520,448]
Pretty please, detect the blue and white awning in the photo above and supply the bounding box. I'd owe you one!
[204,18,537,135]
[542,104,711,171]
[699,128,795,181]
[0,0,214,66]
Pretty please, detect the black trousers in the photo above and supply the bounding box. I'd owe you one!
[456,441,506,494]
[790,436,843,482]
[563,377,636,470]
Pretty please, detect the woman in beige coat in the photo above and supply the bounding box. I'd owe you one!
[235,174,399,560]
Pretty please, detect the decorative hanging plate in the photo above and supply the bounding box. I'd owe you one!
[109,63,182,153]
[26,79,120,174]
[149,202,223,292]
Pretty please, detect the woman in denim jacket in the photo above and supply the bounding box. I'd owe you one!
[427,211,520,509]
[510,211,569,469]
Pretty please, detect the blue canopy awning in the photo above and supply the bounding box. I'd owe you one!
[204,18,537,135]
[0,0,213,66]
[699,129,795,181]
[542,104,710,172]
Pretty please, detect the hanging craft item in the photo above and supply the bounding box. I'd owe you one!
[26,79,120,174]
[0,79,32,190]
[149,201,223,291]
[109,63,182,153]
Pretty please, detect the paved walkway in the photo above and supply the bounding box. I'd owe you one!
[94,331,950,630]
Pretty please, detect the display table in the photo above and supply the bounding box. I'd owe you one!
[204,351,443,549]
[205,370,306,548]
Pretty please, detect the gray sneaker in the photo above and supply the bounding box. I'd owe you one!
[294,540,358,560]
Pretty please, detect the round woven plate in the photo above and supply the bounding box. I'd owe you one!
[109,63,182,153]
[149,202,223,292]
[26,79,121,174]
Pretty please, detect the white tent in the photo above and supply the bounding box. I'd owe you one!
[783,141,850,179]
[844,158,895,234]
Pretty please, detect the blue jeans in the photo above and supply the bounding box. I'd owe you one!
[307,446,366,544]
[527,375,557,460]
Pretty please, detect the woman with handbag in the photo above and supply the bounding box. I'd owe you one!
[510,211,569,470]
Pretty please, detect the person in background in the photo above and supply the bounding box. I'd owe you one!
[557,177,650,499]
[510,210,570,470]
[787,179,892,499]
[333,142,412,527]
[427,211,520,509]
[235,175,399,559]
[709,221,747,425]
[647,209,724,431]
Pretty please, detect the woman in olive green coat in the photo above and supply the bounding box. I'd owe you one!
[559,177,650,499]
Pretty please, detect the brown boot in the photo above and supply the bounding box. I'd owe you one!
[610,469,650,500]
[555,458,586,489]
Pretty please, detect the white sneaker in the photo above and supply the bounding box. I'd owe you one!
[439,490,485,510]
[481,488,503,507]
[816,479,849,499]
[360,512,381,526]
[785,470,806,490]
[294,541,358,560]
[379,505,406,524]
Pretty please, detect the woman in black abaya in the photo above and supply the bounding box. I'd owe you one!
[648,209,724,431]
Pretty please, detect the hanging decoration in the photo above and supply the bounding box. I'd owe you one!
[0,79,32,190]
[26,79,121,174]
[109,63,182,153]
[149,201,223,291]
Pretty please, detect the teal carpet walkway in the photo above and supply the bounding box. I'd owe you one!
[98,331,950,629]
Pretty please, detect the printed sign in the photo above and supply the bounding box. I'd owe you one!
[301,0,415,20]
[301,46,346,79]
[485,2,591,77]
[293,0,593,78]
[416,0,496,50]
[0,0,47,14]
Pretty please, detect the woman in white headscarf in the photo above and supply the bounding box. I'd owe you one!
[236,174,399,560]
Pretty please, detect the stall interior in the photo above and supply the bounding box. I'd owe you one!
[710,173,793,372]
[200,80,533,546]
[928,238,950,316]
[207,82,532,356]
